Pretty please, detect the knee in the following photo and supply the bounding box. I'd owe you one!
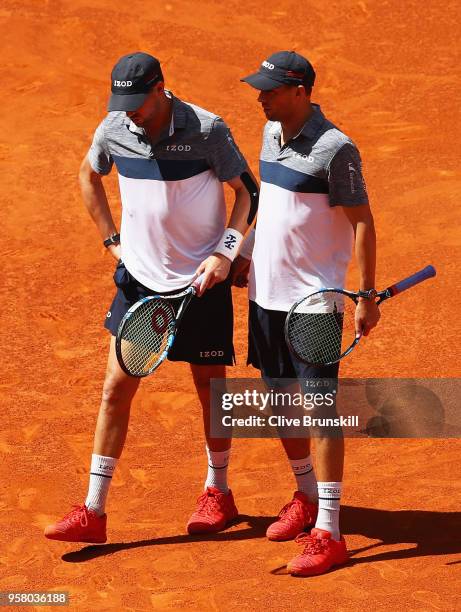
[101,374,139,407]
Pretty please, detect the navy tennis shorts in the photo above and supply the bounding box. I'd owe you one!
[105,261,234,366]
[248,300,340,382]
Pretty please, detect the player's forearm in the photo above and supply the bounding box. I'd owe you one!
[354,217,377,291]
[79,173,118,241]
[227,184,253,236]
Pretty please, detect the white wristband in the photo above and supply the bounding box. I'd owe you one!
[239,228,255,260]
[214,227,243,262]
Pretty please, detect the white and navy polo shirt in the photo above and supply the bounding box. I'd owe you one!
[88,92,247,292]
[249,103,369,311]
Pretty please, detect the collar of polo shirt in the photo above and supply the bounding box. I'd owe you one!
[269,103,326,142]
[300,104,325,140]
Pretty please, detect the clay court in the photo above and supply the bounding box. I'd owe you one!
[1,0,460,609]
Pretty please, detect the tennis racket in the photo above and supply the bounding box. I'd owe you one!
[116,274,205,377]
[285,265,436,367]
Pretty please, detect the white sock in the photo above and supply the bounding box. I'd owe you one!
[204,446,230,494]
[289,456,318,503]
[315,481,342,540]
[85,454,118,516]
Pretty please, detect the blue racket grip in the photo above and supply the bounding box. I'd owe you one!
[391,265,436,296]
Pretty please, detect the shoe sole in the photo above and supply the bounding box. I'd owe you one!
[288,554,349,577]
[187,513,239,535]
[267,533,300,541]
[44,532,107,544]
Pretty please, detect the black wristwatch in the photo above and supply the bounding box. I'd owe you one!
[103,233,120,248]
[357,288,377,300]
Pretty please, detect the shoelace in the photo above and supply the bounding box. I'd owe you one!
[195,491,221,517]
[62,505,89,528]
[278,499,306,522]
[294,533,329,555]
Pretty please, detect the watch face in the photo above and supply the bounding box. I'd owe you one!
[104,233,120,247]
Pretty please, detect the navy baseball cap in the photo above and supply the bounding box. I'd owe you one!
[241,51,316,91]
[108,52,164,112]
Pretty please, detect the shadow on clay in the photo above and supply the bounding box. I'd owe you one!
[61,506,461,567]
[342,505,461,565]
[61,514,276,563]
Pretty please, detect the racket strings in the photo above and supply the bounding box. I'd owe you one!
[120,299,176,376]
[288,312,343,363]
[287,293,356,365]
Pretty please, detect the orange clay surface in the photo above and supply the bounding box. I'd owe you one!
[1,0,460,610]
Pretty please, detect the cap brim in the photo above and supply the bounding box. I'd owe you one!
[240,72,284,91]
[107,92,149,112]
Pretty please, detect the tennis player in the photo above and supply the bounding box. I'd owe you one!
[236,51,380,576]
[45,52,258,543]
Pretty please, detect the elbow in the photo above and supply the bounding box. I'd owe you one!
[78,160,92,186]
[78,161,90,187]
[79,158,101,189]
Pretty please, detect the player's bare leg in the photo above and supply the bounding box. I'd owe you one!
[314,436,344,482]
[44,337,140,542]
[93,335,141,458]
[279,436,311,461]
[190,364,229,452]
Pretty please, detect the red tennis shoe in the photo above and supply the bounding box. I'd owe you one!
[187,487,238,534]
[44,505,107,543]
[287,528,349,576]
[266,491,318,541]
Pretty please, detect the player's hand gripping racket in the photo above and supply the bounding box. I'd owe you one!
[116,274,205,377]
[285,265,436,366]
